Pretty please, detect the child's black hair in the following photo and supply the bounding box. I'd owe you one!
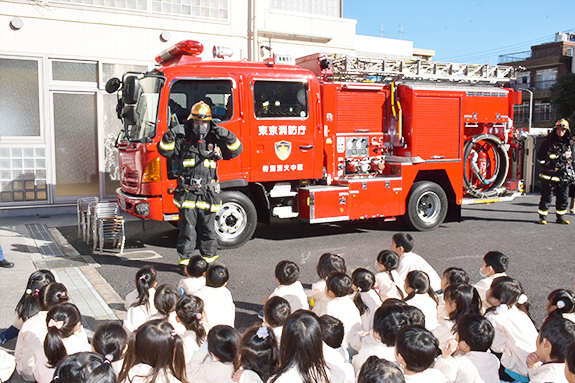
[403,305,426,327]
[237,325,279,382]
[392,233,414,253]
[118,319,186,383]
[455,314,494,352]
[16,270,55,322]
[376,250,404,298]
[205,264,229,288]
[357,355,406,383]
[132,265,157,310]
[403,270,437,304]
[38,282,69,311]
[567,341,575,376]
[271,310,329,383]
[44,303,82,368]
[442,267,470,286]
[318,315,344,349]
[92,321,128,363]
[373,305,409,347]
[275,260,300,286]
[326,272,352,298]
[539,316,575,362]
[175,294,206,346]
[381,298,407,307]
[264,296,291,328]
[153,284,179,317]
[207,325,240,370]
[395,325,439,373]
[316,253,346,280]
[185,254,208,278]
[444,284,481,325]
[352,268,377,316]
[486,276,532,321]
[52,352,116,383]
[547,289,575,318]
[483,251,509,274]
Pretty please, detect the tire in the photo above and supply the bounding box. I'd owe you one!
[214,191,257,249]
[405,181,448,231]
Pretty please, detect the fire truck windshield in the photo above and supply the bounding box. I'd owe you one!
[126,76,164,141]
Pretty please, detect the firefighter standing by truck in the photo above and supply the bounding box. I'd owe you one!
[158,101,242,264]
[537,119,575,225]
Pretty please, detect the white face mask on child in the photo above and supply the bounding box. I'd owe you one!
[479,267,488,277]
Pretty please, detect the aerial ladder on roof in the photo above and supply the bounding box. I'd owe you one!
[317,54,522,84]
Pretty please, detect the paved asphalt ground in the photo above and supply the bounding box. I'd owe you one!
[54,193,574,330]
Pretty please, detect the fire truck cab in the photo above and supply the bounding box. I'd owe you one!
[108,40,524,249]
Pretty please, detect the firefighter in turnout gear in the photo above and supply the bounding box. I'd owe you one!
[158,101,242,264]
[537,119,575,225]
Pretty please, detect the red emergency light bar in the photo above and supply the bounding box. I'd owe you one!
[155,40,204,65]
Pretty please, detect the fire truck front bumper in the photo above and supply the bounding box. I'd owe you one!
[116,188,174,221]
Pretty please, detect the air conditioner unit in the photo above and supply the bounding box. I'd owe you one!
[569,33,575,42]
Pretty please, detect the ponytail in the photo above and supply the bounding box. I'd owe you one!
[402,270,437,304]
[376,250,404,298]
[16,270,55,322]
[548,289,575,318]
[38,283,69,311]
[487,276,534,323]
[352,268,376,316]
[44,303,82,368]
[52,352,116,383]
[132,265,157,309]
[176,295,206,346]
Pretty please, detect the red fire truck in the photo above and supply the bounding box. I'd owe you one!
[106,40,525,249]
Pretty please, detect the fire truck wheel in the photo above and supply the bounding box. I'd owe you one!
[405,181,448,231]
[214,191,257,249]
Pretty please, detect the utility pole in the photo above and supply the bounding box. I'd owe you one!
[398,25,404,40]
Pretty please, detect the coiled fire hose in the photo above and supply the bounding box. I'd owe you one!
[463,134,509,198]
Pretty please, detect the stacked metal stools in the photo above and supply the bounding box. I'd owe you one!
[77,198,125,254]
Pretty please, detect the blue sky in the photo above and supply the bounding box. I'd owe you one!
[343,0,575,64]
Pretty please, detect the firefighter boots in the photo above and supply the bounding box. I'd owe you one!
[557,215,571,224]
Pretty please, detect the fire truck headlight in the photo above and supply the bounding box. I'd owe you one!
[135,203,150,216]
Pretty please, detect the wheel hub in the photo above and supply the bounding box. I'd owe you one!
[215,202,247,239]
[417,192,440,223]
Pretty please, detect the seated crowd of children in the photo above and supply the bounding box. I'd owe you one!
[4,232,575,383]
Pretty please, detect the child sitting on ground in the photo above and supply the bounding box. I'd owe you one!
[526,317,575,383]
[485,276,537,382]
[147,284,187,334]
[123,265,158,333]
[403,270,438,330]
[194,264,235,331]
[373,250,404,301]
[176,294,207,363]
[262,296,291,344]
[392,233,441,292]
[263,260,308,312]
[306,253,347,315]
[233,325,279,383]
[352,268,383,333]
[473,251,508,309]
[394,325,448,382]
[178,255,208,296]
[437,267,469,323]
[188,325,239,383]
[91,321,128,376]
[318,315,355,383]
[434,314,500,383]
[324,272,362,349]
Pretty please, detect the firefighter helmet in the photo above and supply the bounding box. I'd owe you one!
[188,101,212,121]
[555,118,570,131]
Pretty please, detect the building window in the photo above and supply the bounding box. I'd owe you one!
[0,58,41,137]
[270,0,341,18]
[533,101,553,122]
[51,0,147,12]
[152,0,229,18]
[534,68,558,90]
[0,147,48,202]
[514,102,530,123]
[511,72,531,90]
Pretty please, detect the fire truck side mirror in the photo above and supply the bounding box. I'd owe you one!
[121,105,137,125]
[122,75,141,105]
[105,77,121,94]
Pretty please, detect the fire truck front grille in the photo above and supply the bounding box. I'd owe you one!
[123,180,138,188]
